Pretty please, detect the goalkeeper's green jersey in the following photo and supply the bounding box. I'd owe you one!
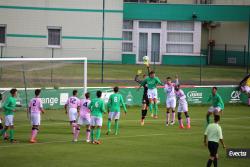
[108,93,127,113]
[208,93,224,110]
[3,96,16,116]
[140,77,163,89]
[88,98,106,118]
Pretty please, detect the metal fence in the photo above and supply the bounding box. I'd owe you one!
[0,45,249,86]
[208,44,248,67]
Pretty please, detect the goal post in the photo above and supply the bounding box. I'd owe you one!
[0,57,88,109]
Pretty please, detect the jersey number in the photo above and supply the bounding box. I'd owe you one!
[32,100,36,107]
[70,98,76,104]
[114,97,118,103]
[95,102,99,108]
[83,102,88,107]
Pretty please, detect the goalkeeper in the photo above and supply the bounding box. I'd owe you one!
[134,65,151,126]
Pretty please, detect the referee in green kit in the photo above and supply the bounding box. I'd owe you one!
[204,115,226,167]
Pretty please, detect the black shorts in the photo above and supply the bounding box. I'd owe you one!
[0,123,3,129]
[142,95,149,105]
[208,141,219,157]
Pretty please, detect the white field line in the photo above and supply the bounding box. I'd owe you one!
[0,132,200,148]
[14,116,250,128]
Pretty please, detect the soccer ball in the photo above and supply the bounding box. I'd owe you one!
[143,56,149,65]
[143,56,149,62]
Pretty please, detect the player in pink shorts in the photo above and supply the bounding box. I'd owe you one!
[175,85,191,129]
[28,89,44,143]
[65,90,80,134]
[73,92,91,142]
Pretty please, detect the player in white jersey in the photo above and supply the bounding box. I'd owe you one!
[65,90,80,134]
[175,85,191,129]
[28,89,44,143]
[164,75,179,126]
[73,92,91,142]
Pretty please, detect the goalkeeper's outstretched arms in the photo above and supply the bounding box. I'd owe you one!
[147,65,150,76]
[134,70,143,84]
[134,74,141,84]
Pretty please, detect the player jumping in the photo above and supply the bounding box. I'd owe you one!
[73,92,91,143]
[164,76,179,126]
[135,66,151,125]
[175,85,190,129]
[28,89,44,143]
[206,87,224,125]
[140,71,164,119]
[89,90,106,144]
[106,86,127,135]
[65,90,80,134]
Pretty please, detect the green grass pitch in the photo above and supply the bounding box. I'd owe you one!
[0,64,247,87]
[0,105,250,167]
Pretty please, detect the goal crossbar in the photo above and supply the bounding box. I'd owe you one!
[0,57,88,94]
[0,57,87,62]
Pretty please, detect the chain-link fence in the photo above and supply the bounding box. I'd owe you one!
[208,44,248,67]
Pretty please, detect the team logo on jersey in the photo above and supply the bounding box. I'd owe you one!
[229,91,241,103]
[187,91,203,104]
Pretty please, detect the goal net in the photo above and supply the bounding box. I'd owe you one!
[0,57,87,109]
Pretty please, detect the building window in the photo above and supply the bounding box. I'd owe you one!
[122,21,133,52]
[48,27,61,47]
[139,21,161,29]
[166,21,194,54]
[0,25,6,45]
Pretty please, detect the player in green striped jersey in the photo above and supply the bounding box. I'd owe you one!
[88,90,106,144]
[140,71,164,118]
[106,86,127,135]
[206,87,224,125]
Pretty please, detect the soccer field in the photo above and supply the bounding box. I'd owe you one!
[0,105,249,167]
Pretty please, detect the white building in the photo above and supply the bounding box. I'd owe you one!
[0,0,249,65]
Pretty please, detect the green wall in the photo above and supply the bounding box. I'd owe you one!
[162,55,207,65]
[124,3,250,21]
[122,54,208,65]
[0,86,247,110]
[122,54,136,64]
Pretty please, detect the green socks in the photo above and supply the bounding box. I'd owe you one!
[115,120,119,135]
[0,129,7,137]
[91,128,101,141]
[9,129,14,140]
[153,103,158,116]
[149,103,153,114]
[107,119,111,132]
[96,128,101,141]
